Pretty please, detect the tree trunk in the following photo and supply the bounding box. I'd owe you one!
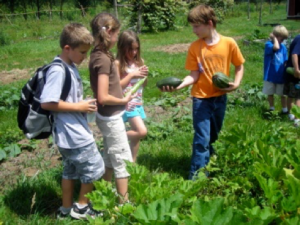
[114,0,118,19]
[247,0,250,19]
[36,0,41,20]
[269,0,273,14]
[259,0,263,25]
[21,0,28,20]
[137,3,142,34]
[49,0,53,20]
[60,0,63,20]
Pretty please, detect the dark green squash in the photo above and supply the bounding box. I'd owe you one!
[156,77,182,89]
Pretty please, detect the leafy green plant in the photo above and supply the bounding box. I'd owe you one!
[0,87,20,110]
[0,30,10,46]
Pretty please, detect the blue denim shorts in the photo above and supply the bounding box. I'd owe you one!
[58,142,105,183]
[122,105,146,122]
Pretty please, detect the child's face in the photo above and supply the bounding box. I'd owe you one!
[191,23,210,39]
[125,41,139,62]
[109,28,120,49]
[277,36,285,43]
[68,44,91,65]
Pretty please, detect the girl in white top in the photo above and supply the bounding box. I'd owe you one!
[115,30,149,162]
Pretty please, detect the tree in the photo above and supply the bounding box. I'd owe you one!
[127,0,185,33]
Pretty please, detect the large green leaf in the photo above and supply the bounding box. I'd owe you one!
[133,193,183,224]
[244,206,277,225]
[189,198,247,225]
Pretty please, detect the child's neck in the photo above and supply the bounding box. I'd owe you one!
[126,59,135,66]
[59,53,72,65]
[203,30,219,46]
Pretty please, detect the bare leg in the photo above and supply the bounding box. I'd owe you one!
[296,98,300,107]
[78,183,94,205]
[281,95,287,109]
[61,179,75,208]
[115,177,129,204]
[287,97,294,112]
[126,117,147,162]
[267,95,274,109]
[102,167,114,182]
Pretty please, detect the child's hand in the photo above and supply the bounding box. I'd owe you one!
[295,69,300,79]
[123,91,136,103]
[159,85,176,92]
[130,66,148,79]
[219,82,239,92]
[269,33,275,40]
[79,99,97,113]
[139,65,149,76]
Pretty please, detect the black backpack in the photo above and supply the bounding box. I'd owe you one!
[17,59,71,140]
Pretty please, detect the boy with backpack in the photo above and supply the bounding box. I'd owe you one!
[40,23,105,220]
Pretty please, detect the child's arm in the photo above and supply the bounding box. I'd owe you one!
[221,64,244,92]
[270,33,280,51]
[115,60,148,89]
[160,70,199,92]
[41,99,97,113]
[98,74,133,105]
[292,54,300,79]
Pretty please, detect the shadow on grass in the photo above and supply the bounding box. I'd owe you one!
[137,151,191,179]
[260,107,289,121]
[3,167,81,218]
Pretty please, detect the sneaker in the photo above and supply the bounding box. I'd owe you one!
[56,207,70,220]
[289,114,295,121]
[70,203,103,220]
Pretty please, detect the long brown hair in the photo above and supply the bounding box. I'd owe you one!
[90,12,120,61]
[116,30,144,75]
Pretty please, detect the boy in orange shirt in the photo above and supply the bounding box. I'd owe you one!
[161,5,245,179]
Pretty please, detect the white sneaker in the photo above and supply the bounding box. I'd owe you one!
[288,114,295,121]
[294,119,300,127]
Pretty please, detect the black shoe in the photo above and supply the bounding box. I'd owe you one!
[70,203,103,220]
[56,207,70,220]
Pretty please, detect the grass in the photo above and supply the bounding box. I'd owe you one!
[1,2,300,224]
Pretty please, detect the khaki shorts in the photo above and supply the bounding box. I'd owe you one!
[96,116,132,178]
[262,81,284,96]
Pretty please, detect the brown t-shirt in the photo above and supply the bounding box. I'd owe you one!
[89,47,125,116]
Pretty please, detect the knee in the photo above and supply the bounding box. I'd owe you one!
[138,128,147,138]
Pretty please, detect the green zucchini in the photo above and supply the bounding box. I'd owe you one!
[286,67,294,75]
[156,77,182,89]
[212,72,230,88]
[125,77,147,97]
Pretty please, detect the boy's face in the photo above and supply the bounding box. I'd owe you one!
[191,23,210,39]
[68,44,91,65]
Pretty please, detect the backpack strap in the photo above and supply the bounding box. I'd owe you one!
[51,58,71,101]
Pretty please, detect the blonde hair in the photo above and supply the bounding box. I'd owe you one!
[60,23,93,49]
[273,25,289,39]
[90,12,120,61]
[116,30,144,75]
[187,4,217,28]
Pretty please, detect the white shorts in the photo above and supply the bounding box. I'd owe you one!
[262,81,284,96]
[96,115,132,179]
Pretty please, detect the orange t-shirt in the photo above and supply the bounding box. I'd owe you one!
[185,35,245,98]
